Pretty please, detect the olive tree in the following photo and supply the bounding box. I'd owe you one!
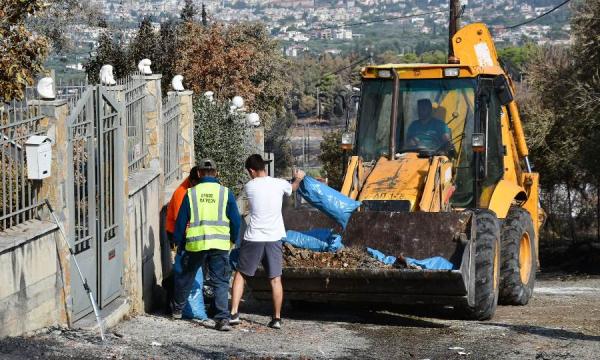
[193,96,251,195]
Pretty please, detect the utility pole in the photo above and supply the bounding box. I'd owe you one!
[448,0,461,64]
[201,3,208,27]
[316,86,320,120]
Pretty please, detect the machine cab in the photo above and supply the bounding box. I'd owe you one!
[354,65,509,208]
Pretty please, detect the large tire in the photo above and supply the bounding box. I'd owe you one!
[499,207,536,305]
[459,210,501,320]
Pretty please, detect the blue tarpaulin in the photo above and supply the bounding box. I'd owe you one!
[297,176,361,229]
[367,248,455,270]
[367,247,397,265]
[174,252,208,320]
[405,256,454,270]
[284,228,344,252]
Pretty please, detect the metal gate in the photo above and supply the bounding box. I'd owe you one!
[67,85,125,320]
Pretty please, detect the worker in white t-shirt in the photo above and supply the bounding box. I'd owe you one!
[229,154,305,329]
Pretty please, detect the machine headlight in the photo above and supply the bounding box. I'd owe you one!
[472,133,486,152]
[378,69,392,78]
[341,132,354,145]
[444,68,460,77]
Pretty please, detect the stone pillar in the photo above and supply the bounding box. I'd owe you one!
[142,74,163,171]
[175,90,195,175]
[32,98,72,325]
[250,126,265,156]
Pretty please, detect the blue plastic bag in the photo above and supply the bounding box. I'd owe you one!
[302,228,344,252]
[284,230,329,252]
[174,252,208,320]
[301,228,334,241]
[284,229,344,252]
[367,247,397,265]
[298,176,361,229]
[405,256,454,270]
[327,234,343,252]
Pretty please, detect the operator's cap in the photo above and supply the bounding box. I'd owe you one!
[198,158,217,170]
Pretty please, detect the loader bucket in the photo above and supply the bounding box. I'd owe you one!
[246,209,477,308]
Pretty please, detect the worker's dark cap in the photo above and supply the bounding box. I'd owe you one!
[198,158,217,170]
[245,154,272,171]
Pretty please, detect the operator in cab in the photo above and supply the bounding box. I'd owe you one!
[406,98,451,151]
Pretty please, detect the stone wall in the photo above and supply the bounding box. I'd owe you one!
[126,169,169,313]
[0,221,66,337]
[0,77,196,338]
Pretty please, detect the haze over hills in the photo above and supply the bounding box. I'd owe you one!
[51,0,570,77]
[86,0,570,47]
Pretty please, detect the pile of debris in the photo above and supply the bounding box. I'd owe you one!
[283,242,404,269]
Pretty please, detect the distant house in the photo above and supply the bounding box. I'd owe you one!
[319,29,333,39]
[333,28,352,40]
[285,44,309,57]
[267,0,315,8]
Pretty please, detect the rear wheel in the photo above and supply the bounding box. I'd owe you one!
[459,210,501,320]
[499,207,536,305]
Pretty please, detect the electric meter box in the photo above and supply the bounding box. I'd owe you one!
[25,135,52,180]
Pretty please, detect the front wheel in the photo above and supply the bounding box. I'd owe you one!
[458,210,501,320]
[499,207,536,305]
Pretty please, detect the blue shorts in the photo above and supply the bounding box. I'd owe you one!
[237,240,283,279]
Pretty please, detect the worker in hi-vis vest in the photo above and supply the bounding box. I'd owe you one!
[173,159,241,331]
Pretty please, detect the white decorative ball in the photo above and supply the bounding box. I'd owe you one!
[232,96,244,109]
[37,77,55,100]
[246,112,260,127]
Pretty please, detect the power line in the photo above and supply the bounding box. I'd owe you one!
[309,10,446,31]
[321,56,371,79]
[503,0,572,30]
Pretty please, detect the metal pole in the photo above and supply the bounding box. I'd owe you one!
[302,124,307,169]
[448,0,461,63]
[316,87,320,120]
[45,199,106,341]
[389,69,400,160]
[307,122,310,169]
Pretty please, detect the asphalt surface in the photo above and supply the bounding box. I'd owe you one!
[1,273,599,360]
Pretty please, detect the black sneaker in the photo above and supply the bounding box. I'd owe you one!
[268,318,281,329]
[229,313,241,326]
[172,309,182,320]
[215,319,232,332]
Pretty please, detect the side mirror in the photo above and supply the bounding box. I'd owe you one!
[340,132,353,150]
[493,76,513,106]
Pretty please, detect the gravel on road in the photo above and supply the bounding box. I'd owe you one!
[1,273,598,360]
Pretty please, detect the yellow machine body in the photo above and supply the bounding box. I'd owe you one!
[248,23,543,318]
[341,23,542,254]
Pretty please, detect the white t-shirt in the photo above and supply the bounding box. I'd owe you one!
[243,176,292,242]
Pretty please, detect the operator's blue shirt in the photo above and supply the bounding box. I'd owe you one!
[173,176,241,249]
[406,118,451,149]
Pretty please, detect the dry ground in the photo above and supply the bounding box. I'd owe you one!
[1,273,598,359]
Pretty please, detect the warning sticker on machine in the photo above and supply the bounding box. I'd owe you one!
[474,42,494,67]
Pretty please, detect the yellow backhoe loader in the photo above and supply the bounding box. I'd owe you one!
[248,23,542,320]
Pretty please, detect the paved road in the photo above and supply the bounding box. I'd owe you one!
[1,273,599,359]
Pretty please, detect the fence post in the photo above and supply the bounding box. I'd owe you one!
[174,90,194,176]
[32,98,72,325]
[250,126,265,156]
[142,74,163,172]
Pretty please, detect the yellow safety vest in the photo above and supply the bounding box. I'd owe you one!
[185,182,231,252]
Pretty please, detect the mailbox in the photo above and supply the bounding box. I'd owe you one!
[25,135,52,179]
